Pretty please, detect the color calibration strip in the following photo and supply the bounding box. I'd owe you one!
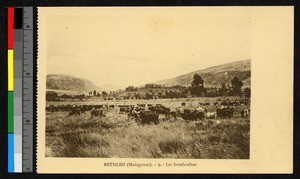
[8,7,34,173]
[8,7,15,173]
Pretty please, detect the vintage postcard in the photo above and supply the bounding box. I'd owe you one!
[37,7,293,173]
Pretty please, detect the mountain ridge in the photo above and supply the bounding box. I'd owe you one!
[47,59,251,94]
[155,59,251,87]
[46,74,104,93]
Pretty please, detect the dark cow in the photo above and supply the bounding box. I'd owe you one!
[77,105,88,115]
[94,105,104,109]
[91,109,105,118]
[119,107,126,114]
[57,104,67,112]
[221,101,229,106]
[181,109,205,122]
[139,111,159,125]
[69,108,81,116]
[109,105,115,109]
[149,105,175,121]
[168,111,178,120]
[216,107,234,119]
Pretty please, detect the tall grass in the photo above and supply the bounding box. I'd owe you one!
[46,110,250,159]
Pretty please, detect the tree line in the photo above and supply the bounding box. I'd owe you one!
[123,74,250,99]
[46,74,250,101]
[189,74,250,98]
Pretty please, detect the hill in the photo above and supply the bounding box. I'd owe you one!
[46,74,104,94]
[155,59,251,88]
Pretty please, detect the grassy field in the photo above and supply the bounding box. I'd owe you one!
[45,98,250,159]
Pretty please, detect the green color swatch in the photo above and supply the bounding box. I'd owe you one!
[8,91,14,133]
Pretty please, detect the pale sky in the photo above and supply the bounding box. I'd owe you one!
[46,8,251,89]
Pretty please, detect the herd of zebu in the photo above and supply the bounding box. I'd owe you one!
[46,99,250,125]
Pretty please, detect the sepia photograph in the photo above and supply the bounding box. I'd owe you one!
[44,8,251,159]
[37,7,293,173]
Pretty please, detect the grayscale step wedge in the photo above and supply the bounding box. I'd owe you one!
[22,7,33,173]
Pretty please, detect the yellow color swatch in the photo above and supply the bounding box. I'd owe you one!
[8,50,14,91]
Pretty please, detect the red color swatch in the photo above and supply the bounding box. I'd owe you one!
[8,7,14,49]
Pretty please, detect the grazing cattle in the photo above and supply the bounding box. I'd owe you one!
[69,108,81,116]
[241,109,250,118]
[128,109,139,119]
[174,107,184,118]
[126,106,134,113]
[216,107,234,119]
[181,109,205,122]
[149,105,174,121]
[168,111,178,120]
[91,109,105,118]
[119,105,135,114]
[93,105,103,109]
[195,106,207,113]
[221,101,229,106]
[78,105,91,115]
[119,107,126,114]
[139,111,159,125]
[109,105,115,109]
[128,107,142,122]
[182,102,186,106]
[64,105,73,112]
[153,105,170,114]
[205,112,217,119]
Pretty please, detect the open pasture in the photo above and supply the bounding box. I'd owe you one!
[45,97,250,159]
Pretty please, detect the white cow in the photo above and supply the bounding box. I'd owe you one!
[204,111,217,119]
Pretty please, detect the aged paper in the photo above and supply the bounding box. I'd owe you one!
[37,7,293,173]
